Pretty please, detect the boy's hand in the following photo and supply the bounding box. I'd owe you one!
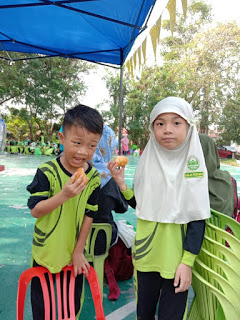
[70,250,90,278]
[107,161,127,191]
[174,263,192,293]
[61,173,87,200]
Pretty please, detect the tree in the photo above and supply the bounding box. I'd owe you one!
[159,1,240,133]
[0,54,93,140]
[1,112,29,141]
[103,1,240,147]
[171,22,240,133]
[102,66,178,149]
[102,1,215,148]
[219,87,240,145]
[125,66,178,148]
[100,70,130,131]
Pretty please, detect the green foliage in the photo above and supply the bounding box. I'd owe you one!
[125,67,179,147]
[101,70,130,132]
[0,54,93,140]
[219,89,240,145]
[220,158,240,167]
[161,0,212,54]
[4,113,29,140]
[103,0,240,148]
[159,1,240,134]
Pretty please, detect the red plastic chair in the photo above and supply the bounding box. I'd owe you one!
[17,265,105,320]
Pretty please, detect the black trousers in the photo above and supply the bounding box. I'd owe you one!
[31,260,83,320]
[136,271,188,320]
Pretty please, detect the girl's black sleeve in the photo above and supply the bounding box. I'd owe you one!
[183,220,205,255]
[120,185,136,209]
[125,195,136,209]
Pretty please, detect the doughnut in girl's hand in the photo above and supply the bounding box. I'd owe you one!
[74,167,89,185]
[113,156,128,167]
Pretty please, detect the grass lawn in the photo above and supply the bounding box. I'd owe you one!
[220,158,240,167]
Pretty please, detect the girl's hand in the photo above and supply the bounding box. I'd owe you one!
[70,250,90,278]
[61,173,87,200]
[107,160,127,191]
[174,263,192,293]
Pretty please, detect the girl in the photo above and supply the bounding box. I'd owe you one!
[121,134,129,156]
[108,97,211,319]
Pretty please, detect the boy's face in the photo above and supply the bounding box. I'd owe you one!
[59,125,101,172]
[153,112,188,150]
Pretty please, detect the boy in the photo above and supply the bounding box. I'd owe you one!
[27,104,103,319]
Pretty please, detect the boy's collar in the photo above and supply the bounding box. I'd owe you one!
[56,156,92,176]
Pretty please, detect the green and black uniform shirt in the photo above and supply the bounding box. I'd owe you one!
[27,157,101,273]
[122,186,205,279]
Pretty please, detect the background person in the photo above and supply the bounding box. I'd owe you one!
[91,124,132,301]
[121,134,129,156]
[199,133,239,221]
[59,125,64,154]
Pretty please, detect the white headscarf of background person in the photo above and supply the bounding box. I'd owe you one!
[133,97,210,224]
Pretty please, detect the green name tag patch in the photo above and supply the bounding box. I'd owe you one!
[184,171,204,178]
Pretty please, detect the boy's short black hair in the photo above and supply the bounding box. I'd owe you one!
[63,104,103,136]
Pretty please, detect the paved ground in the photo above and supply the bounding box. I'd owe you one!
[0,154,239,319]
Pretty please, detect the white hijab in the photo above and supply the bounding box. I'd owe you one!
[133,97,210,224]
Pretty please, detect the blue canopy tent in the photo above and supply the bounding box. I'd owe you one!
[0,0,157,152]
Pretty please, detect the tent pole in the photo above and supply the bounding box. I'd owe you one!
[118,66,123,155]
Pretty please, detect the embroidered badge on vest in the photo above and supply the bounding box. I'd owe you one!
[185,155,204,178]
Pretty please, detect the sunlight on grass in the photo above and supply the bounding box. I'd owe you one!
[220,158,240,167]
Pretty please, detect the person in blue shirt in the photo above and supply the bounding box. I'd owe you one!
[91,124,130,300]
[59,125,64,153]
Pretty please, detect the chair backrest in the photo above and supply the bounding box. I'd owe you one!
[194,258,240,316]
[205,221,240,255]
[17,265,105,320]
[189,209,240,320]
[85,223,112,261]
[210,209,240,240]
[198,248,240,294]
[191,269,239,320]
[202,236,240,273]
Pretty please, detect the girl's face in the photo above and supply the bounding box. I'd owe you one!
[153,112,188,149]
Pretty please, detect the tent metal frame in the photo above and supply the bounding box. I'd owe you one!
[0,1,96,9]
[0,0,157,153]
[0,0,142,29]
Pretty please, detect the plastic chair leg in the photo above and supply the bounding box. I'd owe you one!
[94,256,105,299]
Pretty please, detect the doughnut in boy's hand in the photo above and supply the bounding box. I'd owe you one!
[113,156,128,167]
[74,167,89,185]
